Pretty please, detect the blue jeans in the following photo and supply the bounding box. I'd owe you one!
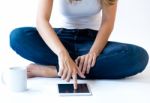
[10,27,149,79]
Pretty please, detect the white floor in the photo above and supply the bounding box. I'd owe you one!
[0,69,150,103]
[0,0,150,103]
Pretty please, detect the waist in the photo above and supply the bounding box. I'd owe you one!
[51,12,102,30]
[54,28,98,40]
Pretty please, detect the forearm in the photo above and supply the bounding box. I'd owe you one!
[90,2,117,56]
[89,22,114,56]
[36,20,68,56]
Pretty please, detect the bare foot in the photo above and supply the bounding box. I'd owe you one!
[27,64,58,78]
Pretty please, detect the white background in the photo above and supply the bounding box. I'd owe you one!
[0,1,150,103]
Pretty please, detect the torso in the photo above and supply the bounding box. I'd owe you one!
[51,0,102,30]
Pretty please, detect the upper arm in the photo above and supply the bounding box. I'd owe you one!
[101,1,118,26]
[36,0,53,22]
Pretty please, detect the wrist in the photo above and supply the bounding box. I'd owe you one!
[57,49,70,59]
[89,50,100,57]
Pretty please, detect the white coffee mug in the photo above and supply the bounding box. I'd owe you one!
[1,66,27,92]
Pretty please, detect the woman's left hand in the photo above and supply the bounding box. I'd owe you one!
[75,52,97,76]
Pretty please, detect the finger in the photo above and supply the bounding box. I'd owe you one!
[58,67,63,76]
[86,55,93,74]
[58,62,64,76]
[65,70,72,82]
[58,64,64,76]
[61,63,68,80]
[91,54,97,67]
[79,57,84,72]
[72,74,77,90]
[62,69,68,80]
[82,56,89,74]
[77,66,85,78]
[65,62,72,82]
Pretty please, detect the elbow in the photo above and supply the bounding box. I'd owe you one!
[36,17,50,31]
[101,17,115,33]
[36,17,42,31]
[36,17,43,31]
[106,21,115,33]
[103,22,114,33]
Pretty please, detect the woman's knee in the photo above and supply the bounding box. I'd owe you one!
[127,44,149,73]
[10,27,36,50]
[91,43,149,79]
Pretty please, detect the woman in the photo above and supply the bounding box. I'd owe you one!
[10,0,149,89]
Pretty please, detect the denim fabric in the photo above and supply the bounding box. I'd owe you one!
[10,27,149,79]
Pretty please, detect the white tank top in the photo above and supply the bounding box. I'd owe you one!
[50,0,102,30]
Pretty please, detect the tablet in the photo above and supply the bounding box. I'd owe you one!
[58,83,92,96]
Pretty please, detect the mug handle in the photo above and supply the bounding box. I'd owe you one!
[1,72,6,85]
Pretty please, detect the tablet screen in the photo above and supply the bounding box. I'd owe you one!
[58,83,92,96]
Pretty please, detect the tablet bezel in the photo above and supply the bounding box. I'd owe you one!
[57,83,92,96]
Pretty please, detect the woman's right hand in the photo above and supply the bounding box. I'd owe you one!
[57,51,85,89]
